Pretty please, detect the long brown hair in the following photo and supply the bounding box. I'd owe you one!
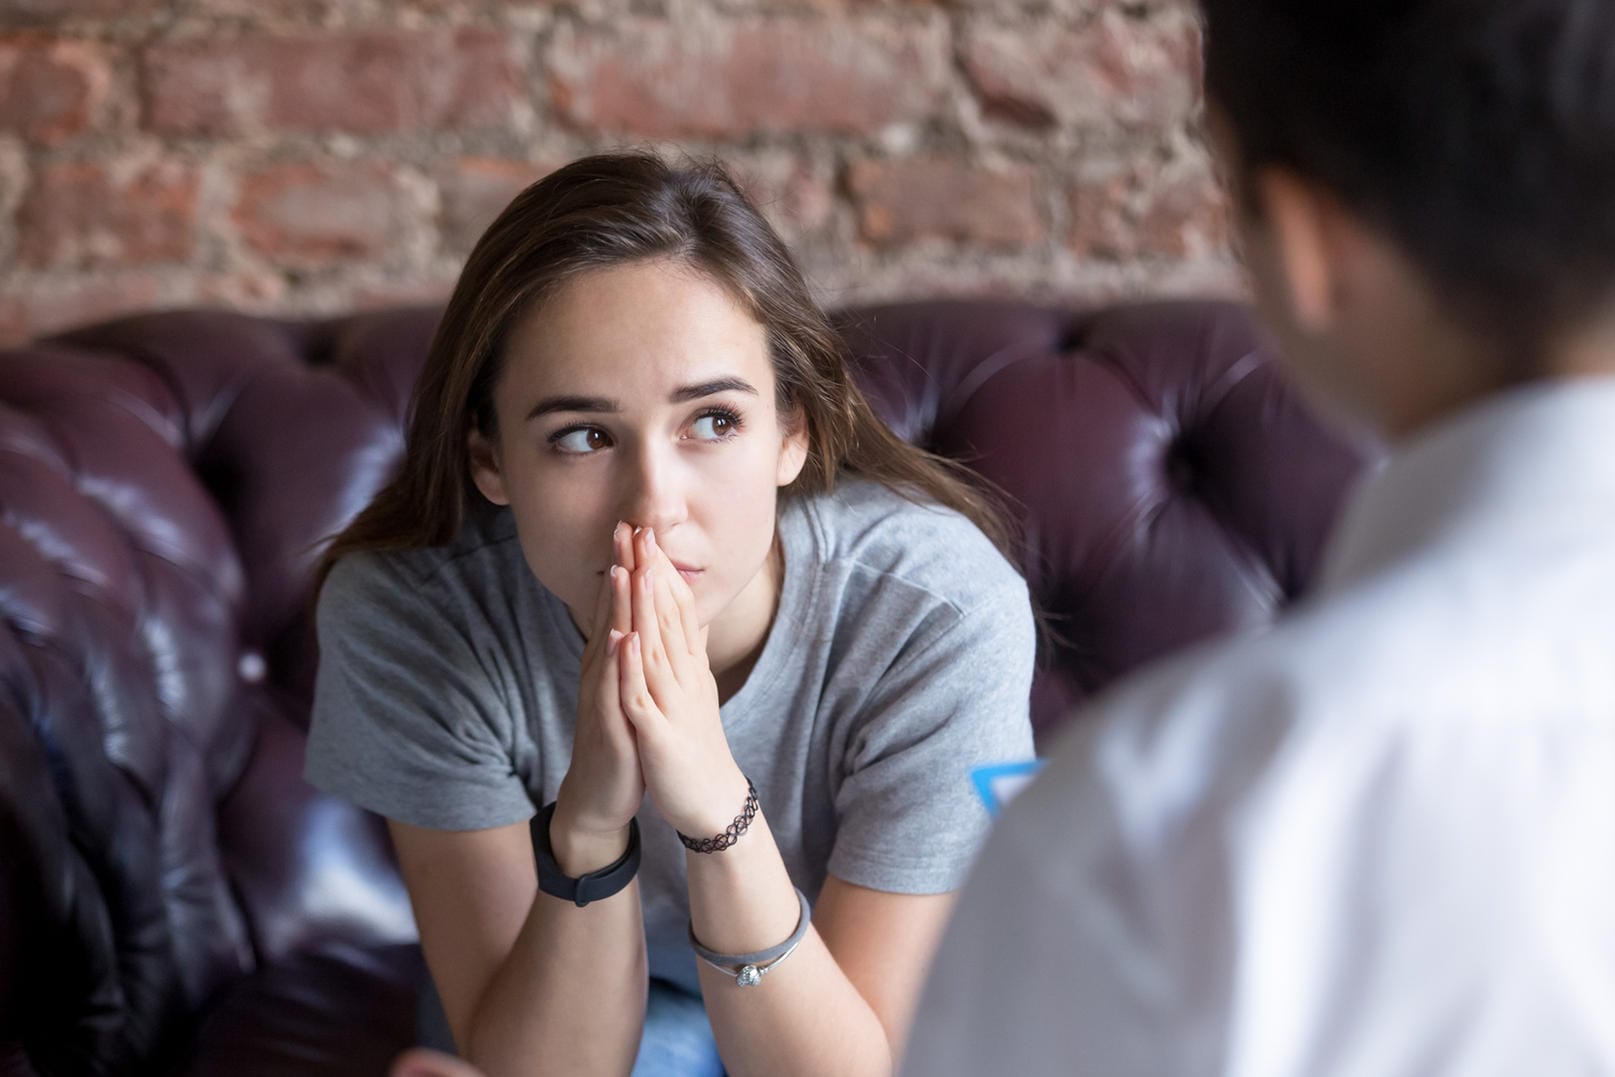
[316,152,1016,593]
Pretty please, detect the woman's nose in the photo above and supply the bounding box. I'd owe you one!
[620,447,688,534]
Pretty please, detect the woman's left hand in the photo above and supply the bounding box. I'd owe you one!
[618,526,751,838]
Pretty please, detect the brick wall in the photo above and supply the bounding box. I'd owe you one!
[0,0,1238,345]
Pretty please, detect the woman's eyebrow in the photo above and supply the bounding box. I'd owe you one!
[670,377,759,402]
[525,377,759,422]
[525,394,615,421]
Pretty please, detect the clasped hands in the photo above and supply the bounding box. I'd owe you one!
[553,522,749,865]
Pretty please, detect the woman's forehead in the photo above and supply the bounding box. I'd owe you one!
[501,260,773,401]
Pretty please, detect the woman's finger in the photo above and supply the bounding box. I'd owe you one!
[611,523,634,638]
[632,528,665,661]
[617,631,664,732]
[610,561,632,640]
[650,551,689,669]
[644,527,703,660]
[581,550,616,670]
[597,627,629,743]
[630,548,676,709]
[671,566,703,661]
[647,529,704,658]
[615,521,635,575]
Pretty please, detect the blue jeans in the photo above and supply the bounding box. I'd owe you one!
[631,979,725,1077]
[416,975,724,1076]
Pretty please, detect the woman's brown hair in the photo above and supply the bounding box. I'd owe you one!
[316,152,1016,592]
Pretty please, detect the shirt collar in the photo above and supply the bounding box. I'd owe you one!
[1317,375,1615,593]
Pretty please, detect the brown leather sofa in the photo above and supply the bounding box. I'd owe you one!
[0,299,1372,1074]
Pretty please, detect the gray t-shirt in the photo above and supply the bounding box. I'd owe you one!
[305,477,1036,993]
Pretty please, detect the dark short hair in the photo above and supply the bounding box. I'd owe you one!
[1200,1,1615,360]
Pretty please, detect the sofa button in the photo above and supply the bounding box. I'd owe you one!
[238,651,267,684]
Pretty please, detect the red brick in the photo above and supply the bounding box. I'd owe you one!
[821,255,1055,309]
[142,28,524,137]
[0,36,110,145]
[712,0,946,9]
[0,275,163,346]
[232,161,412,265]
[962,10,1201,133]
[731,153,835,241]
[846,157,1042,248]
[1067,158,1229,261]
[351,275,459,311]
[546,17,948,137]
[2,0,163,22]
[17,159,200,269]
[195,270,288,307]
[438,157,552,255]
[184,0,331,15]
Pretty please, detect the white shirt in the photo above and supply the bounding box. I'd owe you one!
[903,378,1615,1076]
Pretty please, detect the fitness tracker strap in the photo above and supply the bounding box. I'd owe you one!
[531,801,641,907]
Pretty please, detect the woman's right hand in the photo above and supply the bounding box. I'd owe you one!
[551,521,645,874]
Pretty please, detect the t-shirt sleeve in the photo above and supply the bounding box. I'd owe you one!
[827,578,1038,894]
[303,551,536,831]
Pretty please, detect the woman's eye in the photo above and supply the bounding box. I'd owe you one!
[689,411,740,441]
[551,427,611,455]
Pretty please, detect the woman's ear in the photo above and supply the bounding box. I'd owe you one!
[775,407,810,487]
[467,427,511,506]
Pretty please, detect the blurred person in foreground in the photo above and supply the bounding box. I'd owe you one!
[903,2,1615,1073]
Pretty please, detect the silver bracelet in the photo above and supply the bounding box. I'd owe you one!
[689,887,812,987]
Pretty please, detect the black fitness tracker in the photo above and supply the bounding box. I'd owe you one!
[531,801,642,907]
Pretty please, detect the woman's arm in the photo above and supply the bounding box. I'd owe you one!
[389,523,654,1075]
[389,816,647,1076]
[683,802,957,1076]
[612,524,964,1075]
[382,852,949,1077]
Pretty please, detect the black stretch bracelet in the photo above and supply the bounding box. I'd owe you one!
[531,802,641,907]
[678,778,760,853]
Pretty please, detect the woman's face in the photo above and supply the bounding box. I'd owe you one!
[468,258,809,636]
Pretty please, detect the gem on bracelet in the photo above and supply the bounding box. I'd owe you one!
[737,965,762,987]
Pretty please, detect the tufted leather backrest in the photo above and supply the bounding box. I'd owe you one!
[0,309,432,1072]
[836,300,1370,728]
[0,299,1372,1072]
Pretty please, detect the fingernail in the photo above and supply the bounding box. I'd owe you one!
[607,629,623,656]
[645,529,658,553]
[628,632,640,656]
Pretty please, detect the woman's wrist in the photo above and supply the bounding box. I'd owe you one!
[675,766,755,843]
[549,795,634,876]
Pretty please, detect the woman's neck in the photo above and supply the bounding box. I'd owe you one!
[705,534,784,704]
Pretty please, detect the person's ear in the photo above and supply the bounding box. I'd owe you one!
[467,426,510,506]
[1252,167,1354,334]
[775,406,810,487]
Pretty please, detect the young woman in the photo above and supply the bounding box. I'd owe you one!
[305,152,1036,1077]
